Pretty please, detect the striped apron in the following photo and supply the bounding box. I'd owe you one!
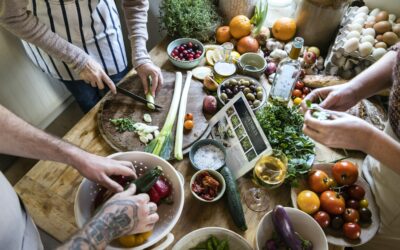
[22,0,127,81]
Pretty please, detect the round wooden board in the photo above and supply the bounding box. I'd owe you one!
[98,71,209,154]
[290,164,380,247]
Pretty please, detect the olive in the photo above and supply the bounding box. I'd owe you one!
[226,88,233,98]
[256,86,263,92]
[238,85,245,90]
[248,100,253,105]
[238,79,245,85]
[246,93,256,101]
[242,80,250,87]
[243,87,251,95]
[331,216,344,230]
[233,86,239,94]
[220,93,228,102]
[359,208,372,223]
[221,84,226,90]
[253,100,261,107]
[257,91,264,100]
[249,85,256,91]
[230,79,238,85]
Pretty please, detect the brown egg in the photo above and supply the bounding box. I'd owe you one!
[364,21,375,29]
[376,34,384,42]
[382,32,399,46]
[374,42,388,49]
[396,17,400,24]
[374,21,392,34]
[393,24,400,37]
[375,11,389,22]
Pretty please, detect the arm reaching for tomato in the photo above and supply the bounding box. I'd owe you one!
[303,110,400,174]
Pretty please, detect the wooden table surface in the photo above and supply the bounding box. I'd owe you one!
[14,40,365,249]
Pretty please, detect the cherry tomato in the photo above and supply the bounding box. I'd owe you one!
[332,161,359,186]
[331,215,344,230]
[346,199,360,210]
[343,222,361,240]
[359,199,369,208]
[295,81,305,90]
[303,86,311,94]
[347,185,365,200]
[313,211,331,229]
[297,190,320,214]
[359,207,372,223]
[184,120,194,130]
[308,170,332,193]
[344,208,360,223]
[184,113,194,121]
[320,190,345,215]
[293,97,302,105]
[292,89,303,98]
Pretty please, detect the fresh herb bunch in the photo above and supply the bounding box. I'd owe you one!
[256,104,315,185]
[110,118,136,132]
[160,0,222,42]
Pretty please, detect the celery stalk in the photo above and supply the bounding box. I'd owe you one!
[174,71,192,160]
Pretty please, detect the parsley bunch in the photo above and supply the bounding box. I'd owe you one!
[256,104,315,185]
[160,0,222,42]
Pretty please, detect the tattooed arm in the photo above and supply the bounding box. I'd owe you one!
[58,184,159,250]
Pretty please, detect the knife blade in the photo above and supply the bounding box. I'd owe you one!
[116,86,163,110]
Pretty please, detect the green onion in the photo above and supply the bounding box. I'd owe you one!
[146,75,156,110]
[251,0,269,36]
[145,72,183,159]
[174,71,192,160]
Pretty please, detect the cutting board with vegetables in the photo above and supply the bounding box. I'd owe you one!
[98,71,209,153]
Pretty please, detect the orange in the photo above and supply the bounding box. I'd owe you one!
[236,36,259,54]
[272,17,297,42]
[216,26,232,44]
[229,15,252,39]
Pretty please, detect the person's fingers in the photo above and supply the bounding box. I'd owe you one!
[319,94,339,109]
[156,71,163,94]
[139,74,149,94]
[90,80,97,88]
[102,175,123,192]
[135,193,150,203]
[96,77,105,90]
[304,89,323,104]
[151,73,159,96]
[302,124,322,142]
[143,223,156,232]
[102,73,116,94]
[304,110,325,131]
[146,213,159,224]
[148,202,157,215]
[109,164,137,178]
[121,183,137,196]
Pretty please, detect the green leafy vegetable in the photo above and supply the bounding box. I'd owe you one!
[110,118,136,132]
[160,0,222,42]
[256,104,315,185]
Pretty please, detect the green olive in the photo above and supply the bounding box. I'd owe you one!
[243,87,251,95]
[256,91,263,100]
[243,80,250,86]
[253,100,261,107]
[256,86,263,92]
[246,93,256,101]
[220,93,228,102]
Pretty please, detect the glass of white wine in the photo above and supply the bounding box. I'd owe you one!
[244,150,288,212]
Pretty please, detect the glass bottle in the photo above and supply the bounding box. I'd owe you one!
[213,42,236,83]
[269,37,304,105]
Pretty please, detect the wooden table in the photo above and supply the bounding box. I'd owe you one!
[14,40,365,249]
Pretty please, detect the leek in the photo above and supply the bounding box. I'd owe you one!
[251,0,268,36]
[174,71,193,160]
[145,72,183,159]
[146,75,156,110]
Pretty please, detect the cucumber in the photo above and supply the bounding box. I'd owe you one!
[220,167,247,231]
[132,166,163,193]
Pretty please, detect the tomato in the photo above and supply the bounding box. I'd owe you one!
[343,222,361,240]
[308,170,332,193]
[295,81,305,90]
[184,120,194,130]
[332,161,358,186]
[347,185,365,200]
[292,89,303,98]
[359,207,372,223]
[331,215,344,230]
[344,208,360,223]
[184,113,194,121]
[359,199,369,208]
[293,97,302,105]
[297,190,320,214]
[320,190,345,215]
[303,86,311,94]
[313,211,331,229]
[346,199,360,210]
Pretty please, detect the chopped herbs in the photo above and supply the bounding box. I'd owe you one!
[256,104,315,185]
[110,118,136,132]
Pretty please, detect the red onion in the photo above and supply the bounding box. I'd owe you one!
[265,62,277,75]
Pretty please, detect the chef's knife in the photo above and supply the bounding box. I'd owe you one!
[116,86,163,110]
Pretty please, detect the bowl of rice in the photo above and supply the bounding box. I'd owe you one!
[189,139,226,171]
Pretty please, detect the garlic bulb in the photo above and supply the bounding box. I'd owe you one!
[270,49,288,59]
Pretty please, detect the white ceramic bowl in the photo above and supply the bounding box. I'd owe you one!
[172,227,252,250]
[74,151,185,250]
[256,207,328,250]
[190,169,226,203]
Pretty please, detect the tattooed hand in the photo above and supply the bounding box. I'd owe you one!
[59,184,159,250]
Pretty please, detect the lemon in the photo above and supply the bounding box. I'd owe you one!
[206,50,216,66]
[230,51,240,63]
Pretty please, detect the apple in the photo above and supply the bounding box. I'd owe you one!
[308,46,321,58]
[303,51,317,65]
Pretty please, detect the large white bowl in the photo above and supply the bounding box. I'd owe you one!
[256,207,328,250]
[74,151,184,250]
[172,227,252,250]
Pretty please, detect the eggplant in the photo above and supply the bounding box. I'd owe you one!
[264,239,278,250]
[271,205,302,250]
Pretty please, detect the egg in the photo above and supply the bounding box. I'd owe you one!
[352,18,365,26]
[372,48,387,60]
[346,30,361,39]
[357,6,369,14]
[344,38,359,53]
[374,42,388,49]
[354,66,363,75]
[374,21,392,34]
[355,13,368,21]
[366,16,376,22]
[382,32,399,46]
[369,8,381,17]
[359,42,373,57]
[362,28,376,37]
[375,11,389,22]
[348,23,363,33]
[397,17,400,24]
[376,34,384,42]
[389,14,397,23]
[392,24,400,37]
[364,21,376,29]
[360,35,375,45]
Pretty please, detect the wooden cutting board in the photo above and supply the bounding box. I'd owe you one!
[98,71,209,154]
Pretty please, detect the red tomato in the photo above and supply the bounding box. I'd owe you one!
[320,191,345,215]
[308,170,332,193]
[292,89,302,98]
[343,222,361,240]
[344,208,360,223]
[346,199,360,210]
[332,161,358,186]
[313,211,331,229]
[347,184,365,200]
[295,81,305,90]
[303,87,311,94]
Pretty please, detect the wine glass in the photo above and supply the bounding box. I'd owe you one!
[244,150,288,212]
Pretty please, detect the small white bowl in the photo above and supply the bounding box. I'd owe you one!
[190,169,226,203]
[256,207,328,250]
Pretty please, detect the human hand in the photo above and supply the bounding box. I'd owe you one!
[73,153,137,192]
[302,109,373,151]
[136,63,163,96]
[78,57,117,94]
[301,84,358,112]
